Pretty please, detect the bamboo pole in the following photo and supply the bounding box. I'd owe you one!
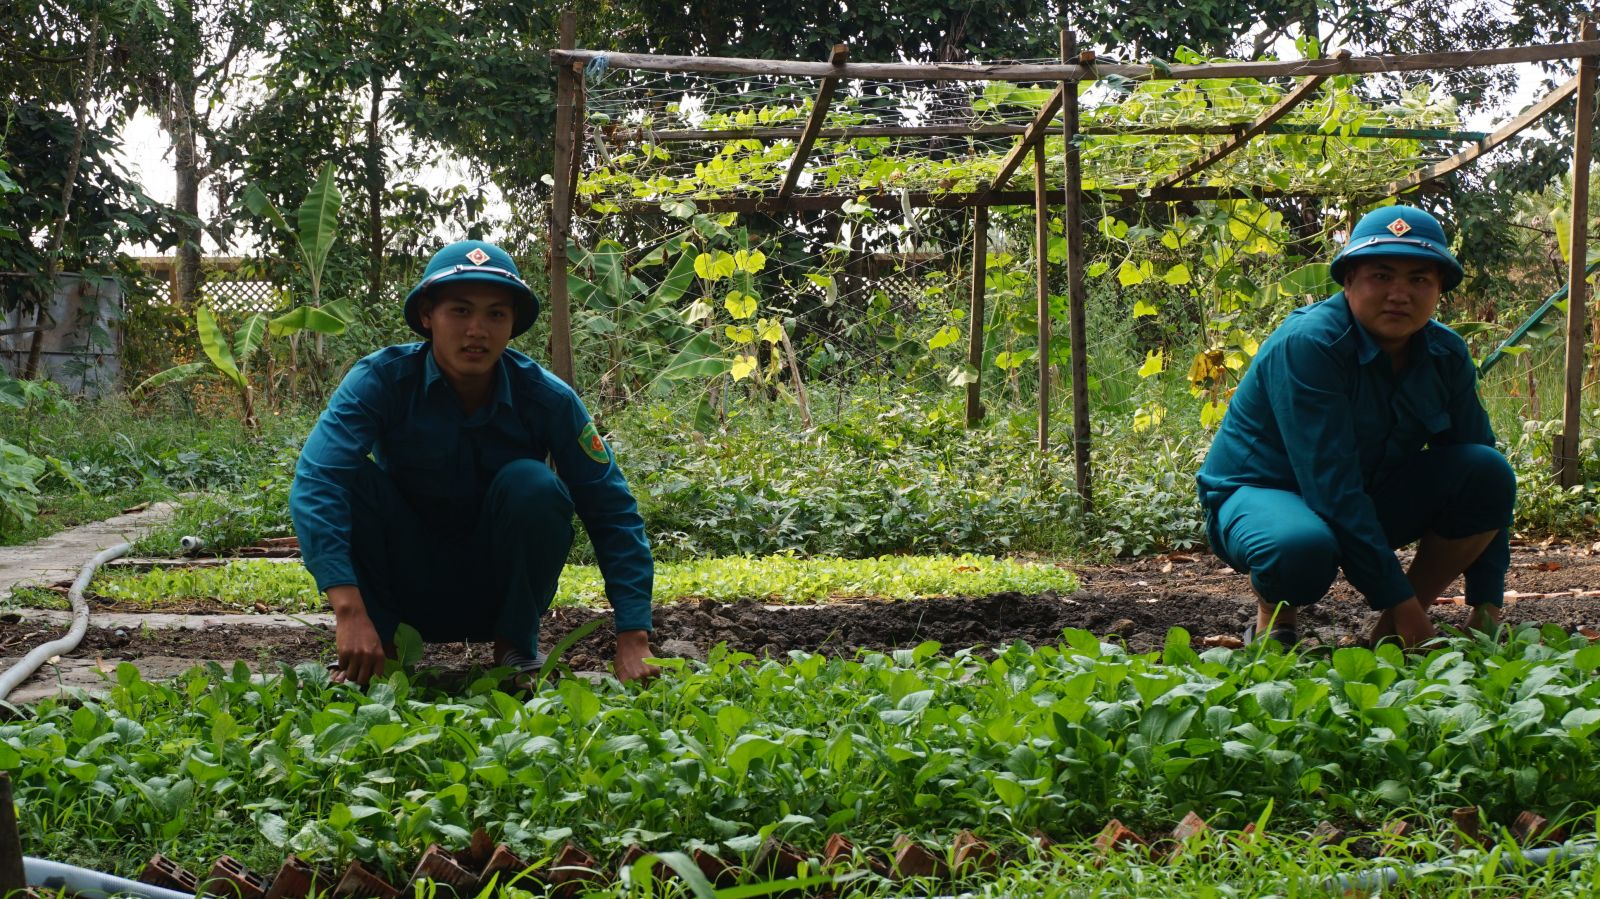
[0,772,21,895]
[1558,18,1598,488]
[547,11,578,386]
[1385,74,1582,196]
[965,205,989,426]
[604,123,1490,144]
[1034,141,1050,452]
[569,57,587,211]
[599,184,1318,216]
[551,40,1600,83]
[778,327,812,428]
[1062,31,1092,509]
[1155,61,1341,189]
[780,44,847,198]
[992,85,1065,193]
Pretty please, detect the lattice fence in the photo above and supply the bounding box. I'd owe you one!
[137,257,284,314]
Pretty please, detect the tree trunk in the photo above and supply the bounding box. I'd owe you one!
[365,68,384,308]
[173,80,203,309]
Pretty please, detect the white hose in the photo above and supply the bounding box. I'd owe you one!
[0,541,130,702]
[25,857,200,899]
[1326,840,1598,892]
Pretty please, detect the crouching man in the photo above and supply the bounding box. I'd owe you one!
[1196,206,1515,649]
[290,240,658,685]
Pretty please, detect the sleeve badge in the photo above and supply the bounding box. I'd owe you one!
[578,420,610,463]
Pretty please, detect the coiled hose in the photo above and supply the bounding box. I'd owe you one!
[0,541,130,703]
[23,857,197,899]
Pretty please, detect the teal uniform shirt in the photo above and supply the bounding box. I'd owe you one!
[1196,293,1508,609]
[290,343,653,633]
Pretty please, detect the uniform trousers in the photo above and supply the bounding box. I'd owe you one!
[1209,443,1514,608]
[343,457,573,653]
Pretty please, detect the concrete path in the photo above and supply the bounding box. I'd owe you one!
[9,608,334,630]
[1,503,181,704]
[1,656,253,705]
[0,502,180,600]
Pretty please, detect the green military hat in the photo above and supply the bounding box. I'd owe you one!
[403,240,540,338]
[1330,206,1464,292]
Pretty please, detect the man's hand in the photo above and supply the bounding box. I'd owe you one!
[1371,597,1438,650]
[327,585,388,686]
[614,629,660,684]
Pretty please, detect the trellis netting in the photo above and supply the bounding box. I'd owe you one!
[561,52,1567,456]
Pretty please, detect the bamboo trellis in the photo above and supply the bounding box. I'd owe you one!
[547,12,1600,502]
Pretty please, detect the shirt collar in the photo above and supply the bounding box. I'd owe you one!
[420,343,514,413]
[1330,291,1449,365]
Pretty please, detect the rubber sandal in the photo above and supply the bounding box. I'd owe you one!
[495,648,550,690]
[1242,622,1299,647]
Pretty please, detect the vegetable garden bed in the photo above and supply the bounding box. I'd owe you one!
[6,542,1600,896]
[8,622,1600,896]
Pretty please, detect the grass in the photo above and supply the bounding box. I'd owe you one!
[0,391,309,547]
[0,487,174,545]
[8,336,1600,570]
[25,825,1600,898]
[601,829,1600,899]
[0,554,1077,614]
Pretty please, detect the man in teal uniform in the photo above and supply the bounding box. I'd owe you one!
[1196,206,1514,648]
[290,240,659,685]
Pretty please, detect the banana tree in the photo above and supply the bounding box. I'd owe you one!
[131,306,260,426]
[244,161,352,399]
[567,233,700,405]
[132,164,351,424]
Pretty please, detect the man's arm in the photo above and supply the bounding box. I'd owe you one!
[290,359,390,681]
[613,629,657,682]
[541,383,657,681]
[326,585,388,685]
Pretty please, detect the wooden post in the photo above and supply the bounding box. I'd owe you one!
[1559,17,1598,487]
[965,205,989,426]
[1062,30,1092,509]
[547,10,578,386]
[1033,141,1051,452]
[0,772,22,895]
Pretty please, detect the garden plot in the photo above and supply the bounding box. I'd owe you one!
[7,542,1600,895]
[5,541,1600,703]
[8,617,1600,897]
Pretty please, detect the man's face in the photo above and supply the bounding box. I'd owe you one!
[419,283,516,383]
[1343,257,1442,354]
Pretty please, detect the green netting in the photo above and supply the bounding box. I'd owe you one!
[578,61,1483,208]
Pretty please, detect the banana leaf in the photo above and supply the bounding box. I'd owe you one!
[130,362,208,400]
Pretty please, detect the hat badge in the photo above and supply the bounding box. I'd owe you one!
[1386,217,1412,237]
[466,247,490,265]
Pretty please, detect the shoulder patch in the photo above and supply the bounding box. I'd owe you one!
[578,420,610,463]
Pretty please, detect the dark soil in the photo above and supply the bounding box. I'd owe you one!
[8,539,1600,681]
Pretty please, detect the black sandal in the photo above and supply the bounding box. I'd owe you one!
[1243,622,1299,647]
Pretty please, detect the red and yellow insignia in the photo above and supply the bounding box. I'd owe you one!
[1386,217,1412,237]
[466,247,490,265]
[578,421,609,463]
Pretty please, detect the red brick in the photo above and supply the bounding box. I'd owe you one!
[951,830,999,873]
[890,835,946,880]
[139,855,199,893]
[203,856,269,899]
[1093,819,1147,854]
[263,855,318,899]
[332,860,398,899]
